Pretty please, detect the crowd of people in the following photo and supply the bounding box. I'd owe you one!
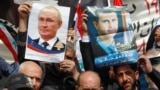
[0,0,160,90]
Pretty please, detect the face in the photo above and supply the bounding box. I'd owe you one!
[115,65,139,90]
[20,65,43,90]
[38,7,62,41]
[155,27,160,42]
[77,75,102,90]
[94,12,118,36]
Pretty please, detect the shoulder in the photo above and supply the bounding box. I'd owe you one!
[52,38,65,51]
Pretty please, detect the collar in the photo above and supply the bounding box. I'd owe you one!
[39,37,57,50]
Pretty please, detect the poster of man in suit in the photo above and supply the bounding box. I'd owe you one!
[25,3,70,62]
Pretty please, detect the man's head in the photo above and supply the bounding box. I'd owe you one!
[154,26,160,43]
[19,61,43,90]
[93,9,118,36]
[4,73,33,90]
[114,63,139,90]
[76,71,103,90]
[38,6,62,41]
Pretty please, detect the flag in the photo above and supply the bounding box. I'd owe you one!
[113,0,123,6]
[74,0,83,38]
[0,24,18,61]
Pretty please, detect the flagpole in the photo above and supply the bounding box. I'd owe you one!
[108,0,111,7]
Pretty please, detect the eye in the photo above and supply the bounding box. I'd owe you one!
[46,18,54,22]
[39,17,44,21]
[117,73,123,77]
[126,71,132,75]
[102,19,109,23]
[112,19,117,22]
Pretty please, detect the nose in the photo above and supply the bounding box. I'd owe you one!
[41,20,47,27]
[122,74,127,81]
[31,78,36,87]
[108,22,113,28]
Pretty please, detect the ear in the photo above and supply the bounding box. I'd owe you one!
[75,86,79,90]
[58,21,62,29]
[135,71,139,80]
[93,21,98,29]
[101,86,104,90]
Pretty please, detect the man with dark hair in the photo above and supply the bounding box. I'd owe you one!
[114,55,160,90]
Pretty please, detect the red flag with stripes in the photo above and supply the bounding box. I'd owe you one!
[0,24,18,61]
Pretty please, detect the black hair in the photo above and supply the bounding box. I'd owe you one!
[113,63,138,74]
[146,25,160,51]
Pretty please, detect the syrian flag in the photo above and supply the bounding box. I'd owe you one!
[0,24,18,61]
[74,0,85,71]
[74,0,83,39]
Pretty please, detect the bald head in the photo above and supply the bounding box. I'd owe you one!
[19,61,42,74]
[77,71,103,90]
[19,61,43,90]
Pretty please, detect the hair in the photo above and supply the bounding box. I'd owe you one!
[113,63,138,74]
[39,6,62,22]
[146,25,160,51]
[94,8,117,22]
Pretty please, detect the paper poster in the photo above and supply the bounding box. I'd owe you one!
[87,6,139,68]
[25,3,70,62]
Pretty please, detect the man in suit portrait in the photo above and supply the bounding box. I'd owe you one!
[91,8,119,57]
[34,6,65,52]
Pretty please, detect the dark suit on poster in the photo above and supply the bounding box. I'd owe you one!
[92,41,109,58]
[34,38,65,52]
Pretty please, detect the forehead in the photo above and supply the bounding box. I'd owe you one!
[80,75,100,87]
[116,65,133,72]
[39,7,59,17]
[22,65,42,76]
[98,12,117,17]
[155,27,160,31]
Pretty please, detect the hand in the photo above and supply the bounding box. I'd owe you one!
[59,59,76,74]
[81,9,89,36]
[18,2,32,32]
[108,66,115,79]
[67,28,76,43]
[18,2,32,19]
[137,55,153,74]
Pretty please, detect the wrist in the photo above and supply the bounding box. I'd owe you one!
[72,69,80,81]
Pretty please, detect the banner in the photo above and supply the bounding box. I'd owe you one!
[119,0,160,89]
[25,3,70,62]
[87,6,139,68]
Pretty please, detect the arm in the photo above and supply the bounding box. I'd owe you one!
[17,2,32,63]
[137,55,160,89]
[147,68,160,89]
[79,10,95,70]
[0,57,19,77]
